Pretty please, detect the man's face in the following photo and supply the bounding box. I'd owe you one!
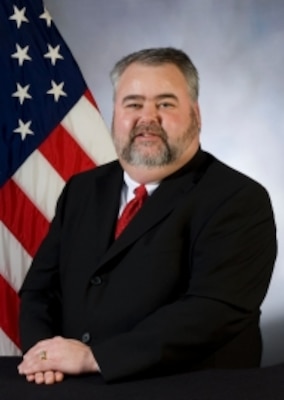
[112,62,201,171]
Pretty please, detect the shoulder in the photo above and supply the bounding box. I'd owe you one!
[196,151,274,216]
[65,159,122,190]
[203,151,269,195]
[71,159,121,182]
[56,160,122,207]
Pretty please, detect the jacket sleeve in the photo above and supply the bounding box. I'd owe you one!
[19,180,70,353]
[92,181,277,382]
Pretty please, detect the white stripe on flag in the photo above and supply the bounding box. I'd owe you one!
[0,329,21,356]
[12,149,65,221]
[0,222,32,292]
[62,95,117,165]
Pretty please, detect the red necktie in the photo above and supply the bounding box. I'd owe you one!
[115,185,148,239]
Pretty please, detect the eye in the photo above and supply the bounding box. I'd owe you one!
[125,102,142,109]
[158,101,176,109]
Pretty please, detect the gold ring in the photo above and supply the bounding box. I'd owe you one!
[40,350,47,360]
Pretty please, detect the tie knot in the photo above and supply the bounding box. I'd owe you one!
[134,185,147,201]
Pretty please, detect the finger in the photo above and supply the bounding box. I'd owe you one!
[26,374,35,382]
[18,358,41,375]
[43,371,56,385]
[54,371,64,382]
[19,358,53,376]
[34,372,45,384]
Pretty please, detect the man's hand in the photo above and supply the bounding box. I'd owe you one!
[17,336,100,384]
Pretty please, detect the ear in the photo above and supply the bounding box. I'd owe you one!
[192,102,202,131]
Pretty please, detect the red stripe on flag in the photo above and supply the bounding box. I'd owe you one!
[84,88,99,108]
[0,275,20,348]
[0,181,49,257]
[39,124,96,182]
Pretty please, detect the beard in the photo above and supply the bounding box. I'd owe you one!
[112,113,199,168]
[119,123,172,167]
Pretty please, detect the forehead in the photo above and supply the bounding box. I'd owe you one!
[115,62,189,98]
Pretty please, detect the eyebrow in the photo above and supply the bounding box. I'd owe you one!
[122,95,145,104]
[122,93,178,104]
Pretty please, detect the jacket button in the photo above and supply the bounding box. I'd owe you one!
[81,332,91,344]
[90,276,103,286]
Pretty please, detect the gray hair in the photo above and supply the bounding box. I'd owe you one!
[110,47,199,101]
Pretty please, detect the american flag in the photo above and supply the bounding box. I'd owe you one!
[0,0,116,355]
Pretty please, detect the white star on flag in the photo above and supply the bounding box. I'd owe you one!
[39,7,53,27]
[12,83,32,105]
[47,80,67,102]
[44,44,64,66]
[11,44,32,66]
[13,119,34,140]
[9,5,29,29]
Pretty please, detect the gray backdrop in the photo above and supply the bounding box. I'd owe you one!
[45,0,284,366]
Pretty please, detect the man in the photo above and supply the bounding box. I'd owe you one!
[18,47,277,385]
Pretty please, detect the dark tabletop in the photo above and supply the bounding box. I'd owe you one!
[1,357,284,400]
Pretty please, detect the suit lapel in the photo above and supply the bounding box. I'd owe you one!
[94,162,123,257]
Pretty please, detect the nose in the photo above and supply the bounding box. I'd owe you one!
[138,103,161,124]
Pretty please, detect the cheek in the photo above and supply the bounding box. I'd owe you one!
[113,110,135,134]
[161,114,188,133]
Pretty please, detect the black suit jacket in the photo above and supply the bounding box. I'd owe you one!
[19,149,277,382]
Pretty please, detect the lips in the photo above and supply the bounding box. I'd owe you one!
[135,132,160,137]
[132,132,164,145]
[132,124,166,140]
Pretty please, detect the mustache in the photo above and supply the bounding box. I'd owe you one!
[130,123,168,141]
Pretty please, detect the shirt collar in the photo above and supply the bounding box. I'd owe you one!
[123,172,160,200]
